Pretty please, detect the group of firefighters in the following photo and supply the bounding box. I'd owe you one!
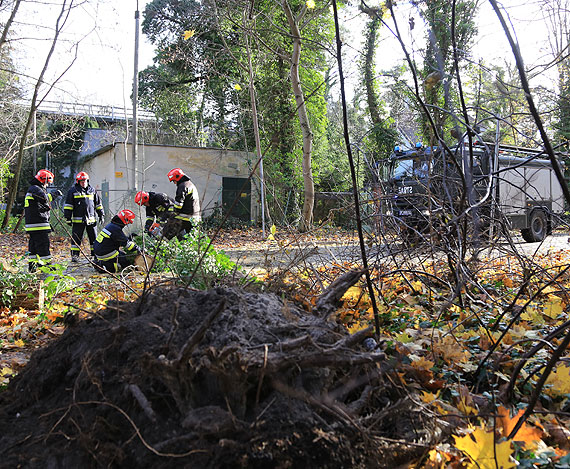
[23,167,200,273]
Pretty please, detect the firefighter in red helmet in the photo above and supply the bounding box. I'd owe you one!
[134,190,173,237]
[64,171,104,262]
[164,167,201,240]
[24,169,62,272]
[93,209,141,273]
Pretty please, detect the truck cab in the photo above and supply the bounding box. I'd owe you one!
[385,142,565,243]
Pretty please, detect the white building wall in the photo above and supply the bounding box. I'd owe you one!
[82,143,259,232]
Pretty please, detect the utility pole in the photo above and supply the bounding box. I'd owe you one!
[132,1,140,191]
[32,110,37,174]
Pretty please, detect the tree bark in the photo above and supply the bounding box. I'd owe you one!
[282,0,314,232]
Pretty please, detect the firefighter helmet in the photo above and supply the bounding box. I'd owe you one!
[135,191,149,206]
[76,171,89,182]
[167,167,185,182]
[117,209,135,225]
[36,169,54,184]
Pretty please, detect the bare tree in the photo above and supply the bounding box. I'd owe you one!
[1,0,78,228]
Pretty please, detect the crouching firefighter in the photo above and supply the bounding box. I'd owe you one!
[64,171,104,262]
[134,190,173,237]
[93,209,141,273]
[24,169,62,272]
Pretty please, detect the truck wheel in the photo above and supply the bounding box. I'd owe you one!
[521,210,547,242]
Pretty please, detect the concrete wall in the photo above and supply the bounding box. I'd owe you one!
[82,143,259,232]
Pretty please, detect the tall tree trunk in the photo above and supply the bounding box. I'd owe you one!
[1,0,72,229]
[282,0,314,232]
[0,0,22,50]
[362,10,382,132]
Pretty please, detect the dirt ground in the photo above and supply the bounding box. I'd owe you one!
[0,284,432,468]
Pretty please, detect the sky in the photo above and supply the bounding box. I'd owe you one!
[8,0,156,109]
[4,0,558,111]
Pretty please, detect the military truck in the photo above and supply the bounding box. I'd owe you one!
[385,141,566,242]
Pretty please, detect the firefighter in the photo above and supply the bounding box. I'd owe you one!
[64,171,104,262]
[164,167,201,240]
[93,209,141,273]
[24,169,62,272]
[134,190,173,237]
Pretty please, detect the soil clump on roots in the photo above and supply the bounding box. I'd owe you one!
[0,286,436,468]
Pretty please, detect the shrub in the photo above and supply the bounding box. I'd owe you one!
[140,228,238,289]
[0,210,24,233]
[0,260,37,308]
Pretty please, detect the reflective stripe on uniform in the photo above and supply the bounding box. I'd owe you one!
[175,213,191,221]
[72,217,96,224]
[125,241,136,251]
[25,222,50,231]
[73,194,94,199]
[28,254,52,262]
[96,250,119,261]
[64,204,73,210]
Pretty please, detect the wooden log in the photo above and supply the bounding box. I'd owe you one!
[10,282,44,311]
[134,254,156,272]
[314,269,365,319]
[0,258,17,273]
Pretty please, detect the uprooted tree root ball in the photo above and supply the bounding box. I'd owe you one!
[0,287,438,468]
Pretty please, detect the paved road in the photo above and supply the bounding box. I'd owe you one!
[220,231,570,272]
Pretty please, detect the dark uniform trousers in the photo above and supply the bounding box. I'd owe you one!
[28,231,50,272]
[72,223,97,257]
[96,252,132,274]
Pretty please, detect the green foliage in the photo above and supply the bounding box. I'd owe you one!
[0,210,23,233]
[202,205,252,230]
[38,263,76,302]
[416,0,479,143]
[0,158,13,205]
[40,118,87,191]
[0,259,36,308]
[142,229,238,289]
[140,0,340,225]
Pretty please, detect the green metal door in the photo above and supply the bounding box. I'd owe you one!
[222,177,251,221]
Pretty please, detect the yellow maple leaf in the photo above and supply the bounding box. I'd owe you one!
[410,280,423,292]
[347,322,368,334]
[183,29,195,40]
[434,335,470,365]
[234,83,242,91]
[1,367,13,377]
[411,356,435,371]
[457,396,478,416]
[454,426,516,469]
[543,297,563,319]
[496,406,543,450]
[545,364,570,397]
[394,331,413,343]
[520,307,545,324]
[420,390,439,404]
[14,338,24,347]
